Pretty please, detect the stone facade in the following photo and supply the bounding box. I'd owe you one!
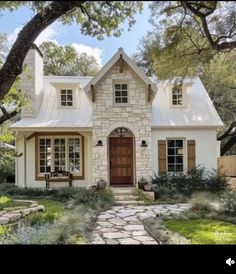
[92,61,153,185]
[21,46,43,117]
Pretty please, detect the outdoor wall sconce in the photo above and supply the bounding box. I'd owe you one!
[96,140,103,147]
[140,140,148,147]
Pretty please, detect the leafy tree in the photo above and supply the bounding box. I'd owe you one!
[133,1,236,155]
[40,41,99,76]
[0,1,143,100]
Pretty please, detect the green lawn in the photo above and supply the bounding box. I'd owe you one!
[164,219,236,244]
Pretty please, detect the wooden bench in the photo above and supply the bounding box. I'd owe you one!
[45,171,73,188]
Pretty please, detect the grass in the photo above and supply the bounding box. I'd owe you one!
[0,226,8,237]
[164,219,236,244]
[24,199,64,226]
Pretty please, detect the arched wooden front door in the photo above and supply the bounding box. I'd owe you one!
[109,127,134,186]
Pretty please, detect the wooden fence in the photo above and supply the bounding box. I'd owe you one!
[217,155,236,177]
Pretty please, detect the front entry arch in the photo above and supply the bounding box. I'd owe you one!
[109,127,135,186]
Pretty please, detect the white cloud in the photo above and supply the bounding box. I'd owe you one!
[34,25,58,46]
[7,25,58,47]
[7,25,103,67]
[71,43,103,68]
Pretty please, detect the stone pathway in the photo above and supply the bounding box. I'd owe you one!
[90,203,191,244]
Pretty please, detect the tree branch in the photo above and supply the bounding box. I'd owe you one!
[0,106,18,125]
[0,1,86,101]
[217,121,236,140]
[221,135,236,155]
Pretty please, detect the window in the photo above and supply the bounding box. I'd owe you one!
[61,89,73,106]
[167,139,184,172]
[114,84,128,104]
[172,84,183,105]
[38,136,82,176]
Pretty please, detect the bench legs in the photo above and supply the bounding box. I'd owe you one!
[46,181,49,189]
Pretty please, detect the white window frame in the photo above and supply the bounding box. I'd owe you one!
[38,135,82,176]
[167,84,189,109]
[113,82,129,106]
[60,89,73,107]
[166,138,186,173]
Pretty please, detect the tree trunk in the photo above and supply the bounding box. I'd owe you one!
[0,1,85,101]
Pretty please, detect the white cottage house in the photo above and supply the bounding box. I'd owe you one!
[11,44,223,188]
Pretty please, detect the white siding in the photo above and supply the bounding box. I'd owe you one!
[16,131,93,188]
[151,128,218,175]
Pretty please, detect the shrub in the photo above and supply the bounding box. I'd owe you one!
[0,195,11,204]
[220,191,236,215]
[191,200,213,214]
[204,170,229,193]
[72,188,114,209]
[152,166,228,199]
[0,151,15,183]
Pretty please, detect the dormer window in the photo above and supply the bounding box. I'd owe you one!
[114,84,128,104]
[172,83,183,106]
[61,89,73,106]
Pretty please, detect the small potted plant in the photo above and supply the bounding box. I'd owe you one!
[97,178,107,189]
[138,177,148,190]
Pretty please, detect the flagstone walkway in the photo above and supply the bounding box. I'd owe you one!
[90,203,191,244]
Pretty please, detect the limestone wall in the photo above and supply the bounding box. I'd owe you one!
[92,62,153,184]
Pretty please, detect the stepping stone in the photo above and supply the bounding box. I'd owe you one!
[137,212,156,220]
[108,217,126,226]
[118,238,140,244]
[103,232,130,239]
[123,216,140,222]
[133,236,155,242]
[37,205,45,212]
[100,228,118,233]
[0,217,9,225]
[116,212,137,218]
[96,222,113,228]
[132,231,149,236]
[4,213,21,222]
[142,241,159,245]
[106,239,119,244]
[123,225,144,231]
[97,214,114,222]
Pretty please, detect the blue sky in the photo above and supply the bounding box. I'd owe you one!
[0,2,153,66]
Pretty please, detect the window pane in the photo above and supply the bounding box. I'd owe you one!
[168,156,174,164]
[176,140,183,147]
[176,156,183,163]
[168,140,175,147]
[69,138,81,173]
[115,91,121,96]
[176,165,183,171]
[168,148,175,155]
[122,90,127,96]
[122,84,127,90]
[168,165,175,172]
[67,95,72,101]
[61,102,66,106]
[67,90,72,95]
[61,90,66,95]
[115,98,121,103]
[67,102,73,106]
[39,139,51,174]
[115,84,121,90]
[122,97,128,103]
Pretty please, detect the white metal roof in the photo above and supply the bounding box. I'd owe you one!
[151,77,224,128]
[11,76,93,129]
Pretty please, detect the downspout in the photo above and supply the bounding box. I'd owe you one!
[24,135,27,187]
[15,132,18,187]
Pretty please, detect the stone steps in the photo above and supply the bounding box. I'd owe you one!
[115,200,145,206]
[114,195,136,201]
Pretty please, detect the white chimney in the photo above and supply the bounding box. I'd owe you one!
[21,44,43,117]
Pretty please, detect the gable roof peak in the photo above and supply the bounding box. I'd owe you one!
[118,47,124,52]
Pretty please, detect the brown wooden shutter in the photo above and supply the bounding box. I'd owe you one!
[158,140,167,175]
[187,140,196,171]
